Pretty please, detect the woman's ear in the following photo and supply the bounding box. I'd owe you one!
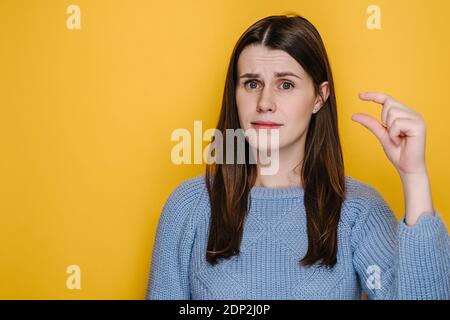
[312,81,330,114]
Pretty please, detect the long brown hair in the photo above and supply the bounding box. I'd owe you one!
[205,14,345,268]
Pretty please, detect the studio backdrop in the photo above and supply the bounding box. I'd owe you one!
[1,0,449,299]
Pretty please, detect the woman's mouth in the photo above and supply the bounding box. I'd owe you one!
[250,121,284,129]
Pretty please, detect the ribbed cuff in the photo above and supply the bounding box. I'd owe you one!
[399,211,446,239]
[397,210,450,299]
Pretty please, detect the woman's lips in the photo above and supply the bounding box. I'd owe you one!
[250,121,283,129]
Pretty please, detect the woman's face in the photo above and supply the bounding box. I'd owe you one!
[235,44,328,152]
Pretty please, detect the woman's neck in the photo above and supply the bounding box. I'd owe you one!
[252,131,306,188]
[254,169,302,188]
[254,152,304,188]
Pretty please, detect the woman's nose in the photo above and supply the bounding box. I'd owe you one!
[256,88,276,112]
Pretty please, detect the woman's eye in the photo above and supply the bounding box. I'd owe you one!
[245,80,259,89]
[281,82,294,90]
[243,80,294,90]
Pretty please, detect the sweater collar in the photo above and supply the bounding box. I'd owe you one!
[250,184,304,199]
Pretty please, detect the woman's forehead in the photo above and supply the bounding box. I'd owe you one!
[237,45,305,77]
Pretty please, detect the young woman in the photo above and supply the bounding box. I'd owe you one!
[146,14,449,300]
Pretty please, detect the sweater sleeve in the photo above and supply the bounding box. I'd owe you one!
[144,181,200,300]
[351,189,450,300]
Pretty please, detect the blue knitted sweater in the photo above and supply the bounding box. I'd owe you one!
[146,174,450,300]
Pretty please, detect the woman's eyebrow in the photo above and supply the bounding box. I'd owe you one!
[238,72,302,79]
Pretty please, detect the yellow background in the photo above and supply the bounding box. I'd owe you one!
[1,0,449,299]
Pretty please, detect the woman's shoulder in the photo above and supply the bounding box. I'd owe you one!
[163,174,207,211]
[156,174,208,235]
[341,175,393,225]
[344,175,385,203]
[169,173,207,197]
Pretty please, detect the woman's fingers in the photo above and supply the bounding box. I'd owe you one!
[385,106,420,130]
[351,112,387,143]
[358,92,419,125]
[354,91,428,177]
[358,91,390,104]
[387,117,410,146]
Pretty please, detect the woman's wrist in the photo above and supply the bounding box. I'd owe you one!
[399,172,435,226]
